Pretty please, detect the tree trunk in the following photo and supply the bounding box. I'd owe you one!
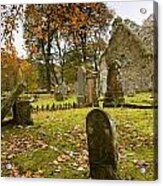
[94,49,98,71]
[61,65,64,83]
[55,32,65,84]
[79,27,87,64]
[50,64,59,85]
[45,61,51,92]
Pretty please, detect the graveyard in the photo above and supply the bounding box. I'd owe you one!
[1,3,157,180]
[1,91,155,180]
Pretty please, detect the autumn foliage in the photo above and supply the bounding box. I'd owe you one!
[1,48,37,91]
[1,3,114,91]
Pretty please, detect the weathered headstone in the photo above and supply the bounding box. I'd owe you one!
[77,67,86,105]
[85,71,98,105]
[13,100,33,125]
[86,109,117,180]
[99,61,108,97]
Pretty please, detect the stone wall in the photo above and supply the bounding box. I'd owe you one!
[101,15,155,95]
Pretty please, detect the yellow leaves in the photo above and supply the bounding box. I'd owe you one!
[1,50,18,74]
[33,26,43,39]
[76,143,81,148]
[29,44,38,54]
[1,49,37,90]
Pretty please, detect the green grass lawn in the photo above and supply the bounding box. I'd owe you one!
[29,91,154,108]
[1,92,156,180]
[31,94,76,107]
[124,92,154,106]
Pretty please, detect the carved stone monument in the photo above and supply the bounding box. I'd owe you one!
[77,66,86,105]
[86,109,117,179]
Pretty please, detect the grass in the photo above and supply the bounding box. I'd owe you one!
[30,94,76,107]
[106,107,155,180]
[1,92,156,180]
[124,92,154,106]
[30,92,154,107]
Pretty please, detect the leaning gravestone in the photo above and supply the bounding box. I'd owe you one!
[1,82,26,121]
[86,109,117,180]
[77,67,86,105]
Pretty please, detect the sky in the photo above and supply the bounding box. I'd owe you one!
[107,0,153,25]
[13,0,154,58]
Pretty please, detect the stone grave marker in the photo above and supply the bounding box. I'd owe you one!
[77,66,86,105]
[85,71,98,105]
[100,70,108,97]
[99,60,108,97]
[86,109,117,179]
[13,100,33,125]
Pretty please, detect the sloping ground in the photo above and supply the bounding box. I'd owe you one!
[1,93,156,180]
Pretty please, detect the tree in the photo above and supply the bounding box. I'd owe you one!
[63,3,114,66]
[23,3,114,90]
[1,3,114,92]
[1,48,37,92]
[1,5,24,48]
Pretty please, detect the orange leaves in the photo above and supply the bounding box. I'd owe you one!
[9,165,43,178]
[24,3,114,38]
[22,3,115,66]
[29,44,38,54]
[1,49,19,72]
[1,49,37,90]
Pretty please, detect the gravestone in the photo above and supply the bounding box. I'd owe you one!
[86,78,94,104]
[13,100,33,125]
[99,60,108,97]
[77,66,86,105]
[85,71,98,105]
[86,109,117,180]
[100,69,108,96]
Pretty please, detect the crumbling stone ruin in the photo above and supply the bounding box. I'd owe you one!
[100,14,156,101]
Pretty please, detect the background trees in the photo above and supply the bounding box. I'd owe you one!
[1,48,37,92]
[23,3,114,90]
[1,3,114,92]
